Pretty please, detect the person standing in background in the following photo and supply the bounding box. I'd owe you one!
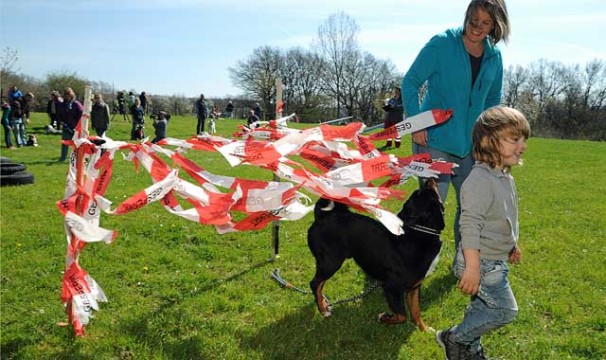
[47,91,63,130]
[128,91,136,108]
[194,94,208,135]
[58,87,83,161]
[8,85,22,103]
[116,91,128,121]
[382,86,403,148]
[90,94,111,137]
[17,93,34,145]
[401,0,510,259]
[225,100,234,119]
[1,101,15,149]
[9,99,25,148]
[130,98,145,140]
[139,91,148,114]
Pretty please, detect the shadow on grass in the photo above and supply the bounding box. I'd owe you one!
[112,260,274,359]
[234,269,458,359]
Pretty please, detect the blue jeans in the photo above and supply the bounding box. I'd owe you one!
[2,123,13,148]
[60,127,74,161]
[11,118,25,147]
[412,143,474,255]
[452,249,518,351]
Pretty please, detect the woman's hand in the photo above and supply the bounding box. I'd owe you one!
[412,130,428,147]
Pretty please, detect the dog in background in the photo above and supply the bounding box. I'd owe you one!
[307,178,445,331]
[27,134,38,147]
[208,118,216,135]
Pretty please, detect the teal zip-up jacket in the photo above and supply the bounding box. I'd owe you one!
[401,27,503,158]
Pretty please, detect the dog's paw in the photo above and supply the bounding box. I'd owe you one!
[322,310,332,317]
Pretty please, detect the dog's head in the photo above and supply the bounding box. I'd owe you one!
[398,178,445,233]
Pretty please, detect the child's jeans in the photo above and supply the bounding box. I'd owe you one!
[451,248,518,351]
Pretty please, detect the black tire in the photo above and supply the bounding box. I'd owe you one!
[0,157,11,164]
[0,171,35,186]
[1,163,27,175]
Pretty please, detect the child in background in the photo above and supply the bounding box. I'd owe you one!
[436,106,530,360]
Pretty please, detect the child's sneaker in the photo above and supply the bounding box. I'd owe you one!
[435,328,476,359]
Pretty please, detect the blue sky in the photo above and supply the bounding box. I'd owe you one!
[1,0,605,98]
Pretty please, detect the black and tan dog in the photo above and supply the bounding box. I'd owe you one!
[307,178,445,331]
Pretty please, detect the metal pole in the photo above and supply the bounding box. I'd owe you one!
[270,78,283,261]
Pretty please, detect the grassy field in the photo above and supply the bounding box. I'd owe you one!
[1,112,605,360]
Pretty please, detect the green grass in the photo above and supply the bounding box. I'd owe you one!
[1,113,605,359]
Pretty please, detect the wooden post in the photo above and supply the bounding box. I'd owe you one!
[67,85,92,335]
[74,86,92,249]
[270,78,283,261]
[75,86,92,205]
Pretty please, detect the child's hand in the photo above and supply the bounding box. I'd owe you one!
[458,267,480,295]
[508,246,522,264]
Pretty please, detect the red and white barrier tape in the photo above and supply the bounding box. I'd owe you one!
[58,110,454,335]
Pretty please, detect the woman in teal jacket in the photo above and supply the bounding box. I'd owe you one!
[402,0,510,255]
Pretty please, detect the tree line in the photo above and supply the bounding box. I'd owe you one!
[503,59,605,140]
[2,10,605,140]
[0,47,259,120]
[228,12,401,125]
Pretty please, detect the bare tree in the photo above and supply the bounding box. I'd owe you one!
[582,59,606,140]
[503,65,527,108]
[228,46,283,120]
[342,52,400,124]
[315,12,360,118]
[526,59,566,132]
[0,47,19,78]
[1,47,20,101]
[521,59,606,140]
[582,59,605,109]
[280,47,327,121]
